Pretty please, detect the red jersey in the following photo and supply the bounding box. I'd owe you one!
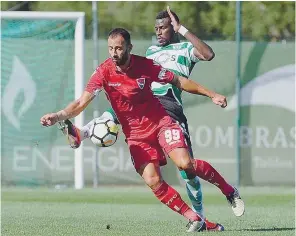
[85,54,175,139]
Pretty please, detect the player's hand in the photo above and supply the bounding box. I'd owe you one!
[40,113,59,127]
[211,93,227,108]
[167,6,181,33]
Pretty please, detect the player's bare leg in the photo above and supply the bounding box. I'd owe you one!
[138,161,206,232]
[169,148,245,217]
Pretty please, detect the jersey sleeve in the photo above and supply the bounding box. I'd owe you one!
[147,59,175,84]
[85,66,104,95]
[187,42,200,63]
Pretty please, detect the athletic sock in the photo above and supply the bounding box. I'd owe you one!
[193,159,234,196]
[79,120,95,140]
[153,181,201,221]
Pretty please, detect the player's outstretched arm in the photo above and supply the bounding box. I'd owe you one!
[167,6,214,61]
[40,91,95,127]
[171,75,227,108]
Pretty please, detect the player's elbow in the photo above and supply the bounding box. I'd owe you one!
[204,51,215,61]
[75,92,94,113]
[71,98,88,116]
[78,98,90,111]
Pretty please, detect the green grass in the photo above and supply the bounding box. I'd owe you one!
[1,186,295,236]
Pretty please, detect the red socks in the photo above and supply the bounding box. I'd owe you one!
[151,161,234,222]
[153,181,201,222]
[193,159,234,196]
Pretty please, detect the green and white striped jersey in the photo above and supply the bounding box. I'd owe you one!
[145,42,199,105]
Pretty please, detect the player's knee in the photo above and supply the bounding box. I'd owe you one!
[144,175,162,189]
[170,148,193,170]
[178,158,193,171]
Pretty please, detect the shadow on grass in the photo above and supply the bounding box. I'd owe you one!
[233,227,295,232]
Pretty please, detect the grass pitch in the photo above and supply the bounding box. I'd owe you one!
[2,186,295,236]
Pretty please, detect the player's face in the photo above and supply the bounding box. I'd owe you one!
[155,18,174,46]
[108,35,131,66]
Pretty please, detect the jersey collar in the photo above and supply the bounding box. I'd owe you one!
[115,54,134,74]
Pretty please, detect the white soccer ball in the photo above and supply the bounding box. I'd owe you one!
[90,118,119,147]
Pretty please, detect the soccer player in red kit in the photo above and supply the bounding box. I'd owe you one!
[40,28,244,232]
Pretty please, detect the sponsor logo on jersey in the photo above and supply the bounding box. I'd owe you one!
[136,78,145,89]
[108,82,121,87]
[155,52,171,64]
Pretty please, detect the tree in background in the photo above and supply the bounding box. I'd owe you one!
[1,1,295,41]
[1,1,32,11]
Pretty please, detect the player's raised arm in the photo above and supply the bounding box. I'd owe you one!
[167,6,214,61]
[171,74,227,108]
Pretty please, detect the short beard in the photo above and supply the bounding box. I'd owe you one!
[116,50,129,66]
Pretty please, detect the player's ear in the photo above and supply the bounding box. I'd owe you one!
[128,44,133,53]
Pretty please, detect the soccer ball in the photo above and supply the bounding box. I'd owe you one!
[90,118,119,147]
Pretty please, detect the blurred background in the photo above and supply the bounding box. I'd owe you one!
[1,1,295,188]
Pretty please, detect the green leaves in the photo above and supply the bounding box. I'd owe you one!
[2,2,294,41]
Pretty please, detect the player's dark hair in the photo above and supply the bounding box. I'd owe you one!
[108,28,131,45]
[156,10,180,23]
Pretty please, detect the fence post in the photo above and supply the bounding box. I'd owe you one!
[235,1,242,187]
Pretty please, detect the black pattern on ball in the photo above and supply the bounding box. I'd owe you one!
[90,119,118,147]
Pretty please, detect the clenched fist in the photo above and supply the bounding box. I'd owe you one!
[211,93,227,108]
[40,113,58,127]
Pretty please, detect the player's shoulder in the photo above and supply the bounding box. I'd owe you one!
[146,45,160,52]
[146,42,193,55]
[96,58,113,73]
[99,58,113,68]
[146,45,161,57]
[132,54,153,64]
[131,54,155,73]
[170,41,193,50]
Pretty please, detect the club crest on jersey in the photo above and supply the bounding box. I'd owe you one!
[136,78,145,89]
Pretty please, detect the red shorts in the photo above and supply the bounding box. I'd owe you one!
[127,117,188,171]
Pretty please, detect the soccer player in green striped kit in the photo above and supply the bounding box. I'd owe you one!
[61,7,244,231]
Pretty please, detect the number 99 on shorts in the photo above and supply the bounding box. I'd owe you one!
[158,123,188,154]
[164,129,181,144]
